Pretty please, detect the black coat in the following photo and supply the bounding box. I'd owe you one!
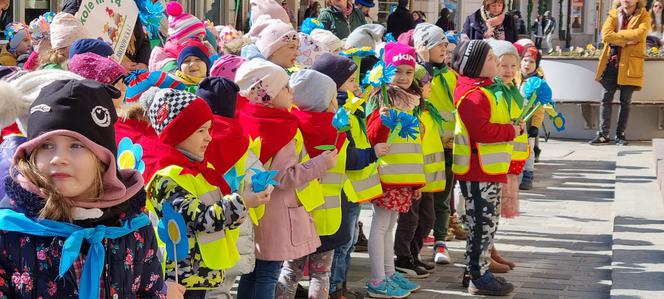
[462,9,518,42]
[387,6,415,40]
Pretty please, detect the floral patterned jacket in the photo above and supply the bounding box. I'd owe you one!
[0,177,165,299]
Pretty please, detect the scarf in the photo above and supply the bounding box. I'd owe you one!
[154,144,224,188]
[208,116,250,194]
[175,70,205,86]
[291,108,347,158]
[333,0,353,18]
[481,8,506,40]
[0,208,149,299]
[238,104,299,164]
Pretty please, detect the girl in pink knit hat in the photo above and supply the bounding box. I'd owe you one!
[253,20,299,69]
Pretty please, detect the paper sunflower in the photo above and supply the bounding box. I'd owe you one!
[157,202,189,262]
[363,61,397,87]
[340,46,376,58]
[117,137,146,174]
[551,112,567,132]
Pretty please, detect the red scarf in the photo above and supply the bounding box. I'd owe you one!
[153,145,225,189]
[114,118,156,144]
[207,115,250,194]
[291,109,347,158]
[238,104,298,164]
[235,94,250,118]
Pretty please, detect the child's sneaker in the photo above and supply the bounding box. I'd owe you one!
[519,170,534,190]
[395,256,430,278]
[423,235,435,246]
[413,255,435,273]
[433,241,451,264]
[366,279,410,298]
[389,272,421,292]
[468,272,514,296]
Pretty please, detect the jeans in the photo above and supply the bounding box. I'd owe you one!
[599,62,637,137]
[238,259,284,299]
[433,149,454,242]
[394,192,435,259]
[329,202,361,292]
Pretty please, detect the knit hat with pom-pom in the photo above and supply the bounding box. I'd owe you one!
[140,87,213,146]
[0,69,84,134]
[166,1,206,43]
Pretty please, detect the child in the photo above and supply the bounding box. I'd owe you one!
[0,79,176,298]
[1,23,31,67]
[451,39,522,296]
[310,28,345,53]
[210,54,246,80]
[68,52,127,106]
[235,59,337,298]
[39,12,90,69]
[68,38,115,59]
[141,87,269,298]
[25,12,55,71]
[254,20,299,69]
[175,38,211,93]
[518,46,544,190]
[412,23,457,266]
[365,42,425,298]
[310,53,383,298]
[278,69,341,298]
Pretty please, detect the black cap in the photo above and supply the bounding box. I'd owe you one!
[196,77,240,118]
[310,53,358,90]
[28,79,121,156]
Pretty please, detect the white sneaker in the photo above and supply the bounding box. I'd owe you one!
[433,242,451,264]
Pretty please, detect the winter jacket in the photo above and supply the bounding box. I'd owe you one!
[0,174,165,299]
[114,118,167,183]
[318,5,367,39]
[386,6,416,40]
[0,135,25,200]
[454,76,516,184]
[0,45,17,67]
[463,9,518,42]
[596,7,650,89]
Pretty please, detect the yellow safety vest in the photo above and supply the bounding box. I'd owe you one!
[419,109,446,192]
[452,87,514,176]
[344,113,383,203]
[378,109,426,186]
[147,164,241,271]
[430,70,458,143]
[312,140,348,236]
[288,129,326,212]
[504,89,530,162]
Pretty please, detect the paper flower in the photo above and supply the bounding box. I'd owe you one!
[385,32,396,43]
[301,18,323,35]
[380,109,400,131]
[117,137,145,174]
[136,0,164,39]
[340,47,376,58]
[344,91,366,114]
[332,107,351,132]
[523,77,553,106]
[223,167,245,193]
[397,112,420,140]
[363,61,397,87]
[251,168,279,192]
[551,112,566,132]
[157,202,189,262]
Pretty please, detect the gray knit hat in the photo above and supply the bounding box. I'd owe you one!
[344,24,385,49]
[486,39,519,59]
[290,69,338,112]
[413,23,447,50]
[452,39,491,78]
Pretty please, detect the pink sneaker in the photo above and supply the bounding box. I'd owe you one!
[423,235,435,246]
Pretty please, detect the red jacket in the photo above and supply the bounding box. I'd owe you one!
[454,76,516,184]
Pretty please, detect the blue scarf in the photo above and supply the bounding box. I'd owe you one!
[0,208,150,299]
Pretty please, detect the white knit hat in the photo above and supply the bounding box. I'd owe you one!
[486,39,519,59]
[310,29,344,52]
[49,12,90,50]
[235,59,290,105]
[344,24,385,49]
[0,69,84,134]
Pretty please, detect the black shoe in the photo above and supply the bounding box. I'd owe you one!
[589,134,611,145]
[354,221,368,252]
[468,272,514,296]
[462,270,506,288]
[533,146,541,163]
[395,256,430,278]
[615,135,629,146]
[295,283,308,298]
[413,255,435,273]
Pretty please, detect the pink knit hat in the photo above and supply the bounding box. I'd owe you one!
[166,1,206,43]
[49,12,90,50]
[255,20,298,59]
[397,29,414,47]
[210,54,246,80]
[250,0,290,25]
[384,42,416,68]
[68,52,127,85]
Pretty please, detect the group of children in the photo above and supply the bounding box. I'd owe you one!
[0,0,551,298]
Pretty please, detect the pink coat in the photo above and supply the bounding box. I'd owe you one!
[253,139,329,261]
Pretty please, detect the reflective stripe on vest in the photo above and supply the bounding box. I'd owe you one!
[420,110,446,192]
[379,111,426,186]
[312,140,348,236]
[452,87,514,176]
[147,165,241,270]
[345,114,383,202]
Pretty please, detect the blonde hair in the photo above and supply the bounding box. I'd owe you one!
[13,149,105,223]
[483,0,505,8]
[612,0,646,9]
[117,102,150,122]
[39,47,69,69]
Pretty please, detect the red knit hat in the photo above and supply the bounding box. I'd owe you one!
[140,87,213,146]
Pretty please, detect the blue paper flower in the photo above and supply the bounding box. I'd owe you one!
[117,137,145,174]
[385,32,396,43]
[136,0,164,40]
[224,167,245,193]
[301,18,324,35]
[551,112,567,132]
[380,109,400,131]
[523,77,554,106]
[251,168,279,192]
[332,107,351,132]
[363,61,397,87]
[397,112,420,140]
[339,47,376,58]
[157,202,189,262]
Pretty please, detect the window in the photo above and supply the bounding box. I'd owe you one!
[377,0,397,24]
[571,0,584,33]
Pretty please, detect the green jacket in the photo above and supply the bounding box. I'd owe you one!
[318,6,367,39]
